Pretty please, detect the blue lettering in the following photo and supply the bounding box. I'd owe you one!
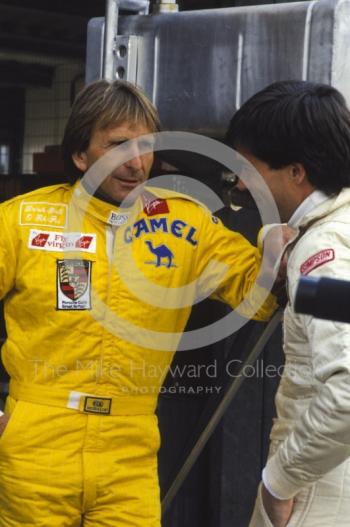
[186,226,198,246]
[124,217,198,246]
[124,226,132,243]
[150,217,168,233]
[171,220,187,238]
[134,219,150,238]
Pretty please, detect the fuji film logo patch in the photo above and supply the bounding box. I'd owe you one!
[300,248,335,275]
[28,230,96,253]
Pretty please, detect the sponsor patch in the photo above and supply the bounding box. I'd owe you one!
[123,216,198,246]
[300,249,335,275]
[20,202,67,228]
[144,240,176,268]
[143,198,169,216]
[57,259,92,310]
[83,396,112,415]
[108,211,129,226]
[28,230,96,253]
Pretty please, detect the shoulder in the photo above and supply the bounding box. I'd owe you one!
[0,183,72,211]
[288,221,350,285]
[0,184,73,230]
[146,186,222,223]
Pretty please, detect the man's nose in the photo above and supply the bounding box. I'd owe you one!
[124,146,143,170]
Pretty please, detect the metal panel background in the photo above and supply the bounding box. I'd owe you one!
[86,0,350,137]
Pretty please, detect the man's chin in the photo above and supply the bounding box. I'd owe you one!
[108,191,135,205]
[94,187,123,206]
[95,185,135,205]
[114,180,144,198]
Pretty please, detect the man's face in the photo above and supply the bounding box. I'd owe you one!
[73,121,154,203]
[235,149,299,222]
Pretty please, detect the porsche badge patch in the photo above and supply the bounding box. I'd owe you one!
[57,259,92,310]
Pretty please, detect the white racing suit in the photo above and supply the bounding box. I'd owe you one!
[250,188,350,527]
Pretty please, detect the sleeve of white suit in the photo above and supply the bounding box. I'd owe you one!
[263,226,350,499]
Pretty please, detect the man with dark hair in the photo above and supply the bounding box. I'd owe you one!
[227,80,350,527]
[0,79,279,527]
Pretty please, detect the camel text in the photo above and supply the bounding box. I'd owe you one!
[123,217,198,246]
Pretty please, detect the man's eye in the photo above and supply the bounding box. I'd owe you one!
[109,140,127,148]
[138,140,154,150]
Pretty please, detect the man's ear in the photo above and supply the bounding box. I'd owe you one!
[290,163,307,185]
[72,151,88,173]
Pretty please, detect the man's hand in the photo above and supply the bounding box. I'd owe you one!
[0,413,10,438]
[259,225,297,290]
[263,225,297,278]
[261,484,294,527]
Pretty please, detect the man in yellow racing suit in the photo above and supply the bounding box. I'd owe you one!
[0,80,277,527]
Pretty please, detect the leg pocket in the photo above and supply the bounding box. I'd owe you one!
[284,485,315,527]
[249,483,274,527]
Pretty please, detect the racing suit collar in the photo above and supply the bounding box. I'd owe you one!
[71,179,208,226]
[72,179,133,225]
[71,181,174,226]
[288,190,329,228]
[289,187,350,230]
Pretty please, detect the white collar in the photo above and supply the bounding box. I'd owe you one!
[288,190,329,228]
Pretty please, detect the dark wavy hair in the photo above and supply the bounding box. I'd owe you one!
[62,79,161,182]
[226,80,350,194]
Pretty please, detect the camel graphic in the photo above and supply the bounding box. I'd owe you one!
[145,240,175,268]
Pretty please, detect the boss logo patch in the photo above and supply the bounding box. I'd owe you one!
[108,211,129,226]
[56,259,92,310]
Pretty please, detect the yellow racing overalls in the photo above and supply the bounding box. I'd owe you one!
[0,180,276,526]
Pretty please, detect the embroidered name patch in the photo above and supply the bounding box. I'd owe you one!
[300,249,335,275]
[57,259,92,310]
[29,230,96,253]
[20,202,67,228]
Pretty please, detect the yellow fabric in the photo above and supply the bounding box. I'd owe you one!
[0,397,160,527]
[0,181,276,399]
[0,181,277,526]
[9,379,157,415]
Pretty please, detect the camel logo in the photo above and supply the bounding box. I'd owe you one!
[144,240,176,268]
